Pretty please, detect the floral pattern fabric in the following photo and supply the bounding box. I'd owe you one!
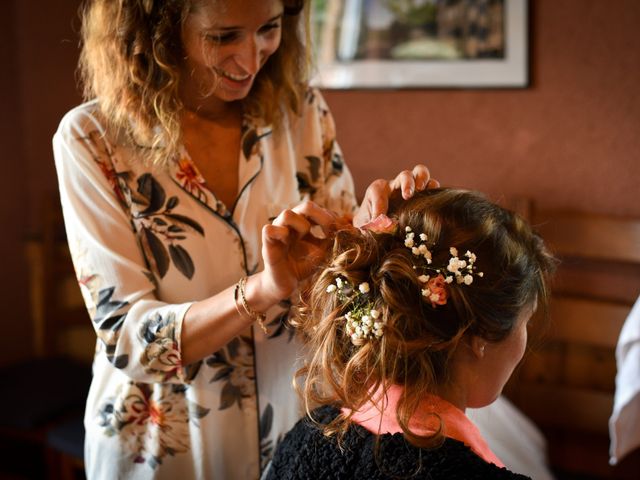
[53,88,356,479]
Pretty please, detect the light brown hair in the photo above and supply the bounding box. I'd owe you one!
[295,188,556,448]
[78,0,310,167]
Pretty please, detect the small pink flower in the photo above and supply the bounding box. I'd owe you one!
[425,274,449,307]
[360,214,398,234]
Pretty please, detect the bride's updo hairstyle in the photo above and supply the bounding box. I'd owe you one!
[295,188,555,448]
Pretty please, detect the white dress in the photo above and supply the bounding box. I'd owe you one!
[53,89,356,480]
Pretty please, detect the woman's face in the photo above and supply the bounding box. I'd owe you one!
[465,301,536,409]
[179,0,284,114]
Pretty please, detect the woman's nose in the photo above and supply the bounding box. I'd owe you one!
[235,37,261,75]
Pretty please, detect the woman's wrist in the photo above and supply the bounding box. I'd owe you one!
[242,272,287,316]
[234,276,268,334]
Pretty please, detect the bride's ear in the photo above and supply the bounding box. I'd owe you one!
[470,336,487,359]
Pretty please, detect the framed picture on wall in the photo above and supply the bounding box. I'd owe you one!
[311,0,528,89]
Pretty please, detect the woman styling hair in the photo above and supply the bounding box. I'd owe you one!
[53,0,435,478]
[266,188,556,479]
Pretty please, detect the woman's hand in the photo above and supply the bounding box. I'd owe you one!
[353,164,439,228]
[258,201,340,306]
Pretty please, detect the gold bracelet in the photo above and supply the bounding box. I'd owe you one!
[235,276,268,335]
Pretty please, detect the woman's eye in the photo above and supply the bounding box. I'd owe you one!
[260,22,281,34]
[206,32,238,44]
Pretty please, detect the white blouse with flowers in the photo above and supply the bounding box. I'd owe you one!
[53,89,356,480]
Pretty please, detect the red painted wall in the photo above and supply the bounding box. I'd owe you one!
[1,0,639,365]
[0,0,30,365]
[325,0,640,217]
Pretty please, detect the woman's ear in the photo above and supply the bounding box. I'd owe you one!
[470,336,487,359]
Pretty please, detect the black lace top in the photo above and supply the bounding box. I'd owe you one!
[266,406,531,480]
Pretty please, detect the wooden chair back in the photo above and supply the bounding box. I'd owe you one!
[0,195,92,478]
[504,200,640,479]
[25,196,95,362]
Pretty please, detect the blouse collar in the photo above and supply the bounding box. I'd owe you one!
[167,114,272,218]
[343,385,504,467]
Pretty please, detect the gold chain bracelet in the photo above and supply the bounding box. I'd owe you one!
[234,276,268,334]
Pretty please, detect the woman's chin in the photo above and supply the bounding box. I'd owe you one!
[216,76,255,102]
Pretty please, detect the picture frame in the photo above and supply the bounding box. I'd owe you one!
[311,0,529,89]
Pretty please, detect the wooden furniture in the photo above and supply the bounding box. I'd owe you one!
[0,196,91,480]
[504,200,640,479]
[27,197,96,362]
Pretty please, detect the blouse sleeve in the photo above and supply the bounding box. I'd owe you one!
[53,107,193,385]
[303,88,358,217]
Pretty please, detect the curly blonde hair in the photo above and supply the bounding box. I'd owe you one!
[79,0,311,167]
[295,188,556,449]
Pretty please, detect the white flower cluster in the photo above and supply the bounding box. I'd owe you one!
[445,247,483,285]
[326,277,384,344]
[404,226,433,263]
[403,226,484,299]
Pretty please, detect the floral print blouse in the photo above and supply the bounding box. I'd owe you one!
[53,89,357,480]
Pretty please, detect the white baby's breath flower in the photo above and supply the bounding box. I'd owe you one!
[418,274,430,283]
[445,276,453,284]
[419,233,428,241]
[405,226,412,232]
[336,277,344,288]
[405,238,415,248]
[450,247,458,257]
[418,244,428,254]
[326,284,337,293]
[478,272,484,277]
[359,282,370,294]
[422,288,430,297]
[370,309,380,319]
[412,246,420,255]
[464,275,473,285]
[447,259,460,274]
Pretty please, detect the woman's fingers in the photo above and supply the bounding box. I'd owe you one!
[353,165,438,227]
[292,200,339,236]
[389,169,416,199]
[427,177,440,188]
[262,223,290,245]
[266,201,339,266]
[272,201,337,237]
[367,179,392,219]
[389,165,434,199]
[352,179,390,228]
[412,164,433,190]
[271,208,311,241]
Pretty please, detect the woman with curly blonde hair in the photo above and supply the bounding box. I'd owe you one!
[53,0,435,478]
[266,189,556,479]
